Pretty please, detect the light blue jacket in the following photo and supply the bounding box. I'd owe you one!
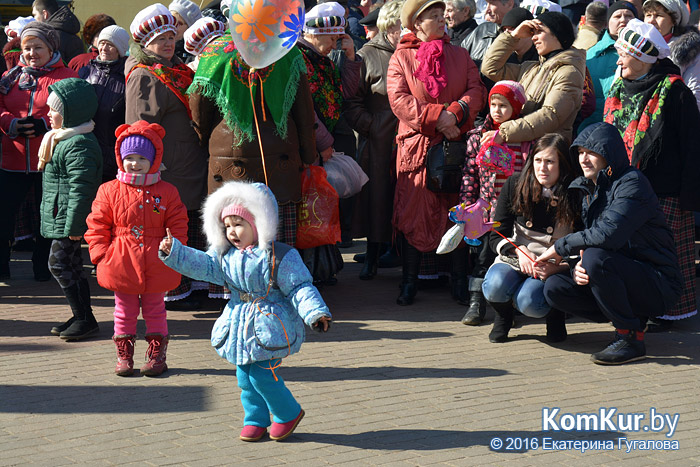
[579,31,618,131]
[161,239,331,365]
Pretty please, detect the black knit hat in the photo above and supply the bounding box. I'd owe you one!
[607,1,638,21]
[359,7,380,26]
[537,11,575,50]
[501,7,534,30]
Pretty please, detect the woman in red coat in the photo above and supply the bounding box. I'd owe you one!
[85,121,188,377]
[386,0,486,305]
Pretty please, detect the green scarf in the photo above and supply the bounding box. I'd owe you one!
[187,33,306,145]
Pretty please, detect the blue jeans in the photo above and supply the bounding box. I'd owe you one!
[237,359,301,428]
[482,263,551,318]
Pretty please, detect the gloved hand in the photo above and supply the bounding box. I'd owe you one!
[15,116,49,137]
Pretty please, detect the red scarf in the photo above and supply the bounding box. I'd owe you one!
[127,63,195,118]
[399,32,450,99]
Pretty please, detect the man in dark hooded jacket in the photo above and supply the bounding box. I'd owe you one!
[32,0,84,63]
[537,122,683,365]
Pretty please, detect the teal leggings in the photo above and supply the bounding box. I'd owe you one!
[237,359,301,427]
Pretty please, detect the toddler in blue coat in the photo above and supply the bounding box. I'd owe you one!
[159,181,331,442]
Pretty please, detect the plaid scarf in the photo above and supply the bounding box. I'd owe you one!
[116,169,161,186]
[0,52,62,94]
[128,62,194,118]
[604,69,681,169]
[187,33,306,144]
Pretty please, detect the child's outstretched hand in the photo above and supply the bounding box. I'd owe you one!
[159,228,173,255]
[312,316,332,332]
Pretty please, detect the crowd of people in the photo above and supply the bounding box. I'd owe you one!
[0,0,698,395]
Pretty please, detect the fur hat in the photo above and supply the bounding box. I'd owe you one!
[184,17,226,55]
[203,181,279,254]
[169,0,203,27]
[97,25,130,57]
[304,2,347,34]
[115,121,166,174]
[615,18,670,63]
[489,80,527,118]
[130,3,178,46]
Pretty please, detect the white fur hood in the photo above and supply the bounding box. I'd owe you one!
[202,181,279,254]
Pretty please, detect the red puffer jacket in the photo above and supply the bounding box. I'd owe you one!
[0,57,77,172]
[85,121,189,294]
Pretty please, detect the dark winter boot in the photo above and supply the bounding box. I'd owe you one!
[488,301,514,343]
[461,277,486,325]
[545,309,567,343]
[397,239,421,306]
[0,239,11,280]
[359,242,380,280]
[50,317,76,336]
[141,334,169,376]
[591,330,646,365]
[59,283,99,341]
[450,247,469,304]
[114,335,136,376]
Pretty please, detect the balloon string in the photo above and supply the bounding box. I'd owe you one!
[490,229,538,263]
[249,70,269,187]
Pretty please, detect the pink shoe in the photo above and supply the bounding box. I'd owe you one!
[141,334,168,376]
[269,409,304,441]
[113,335,135,376]
[240,425,267,442]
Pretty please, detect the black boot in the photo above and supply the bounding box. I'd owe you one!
[397,239,420,306]
[488,301,514,343]
[461,277,486,325]
[0,239,11,280]
[359,242,380,280]
[32,235,52,282]
[60,282,99,341]
[545,309,567,343]
[451,247,469,304]
[50,316,76,336]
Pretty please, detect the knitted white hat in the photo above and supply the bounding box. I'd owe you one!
[130,3,177,46]
[184,17,226,56]
[615,18,671,64]
[97,25,130,57]
[304,2,346,35]
[169,0,203,27]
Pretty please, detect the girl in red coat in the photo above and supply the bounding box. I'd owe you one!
[85,121,188,377]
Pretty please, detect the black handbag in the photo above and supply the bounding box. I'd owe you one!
[426,137,467,193]
[425,99,470,193]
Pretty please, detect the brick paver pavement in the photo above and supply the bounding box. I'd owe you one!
[1,245,699,466]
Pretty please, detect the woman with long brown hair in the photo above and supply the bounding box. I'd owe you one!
[482,133,580,343]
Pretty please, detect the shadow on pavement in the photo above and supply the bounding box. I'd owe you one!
[291,429,625,451]
[278,366,508,382]
[0,385,209,413]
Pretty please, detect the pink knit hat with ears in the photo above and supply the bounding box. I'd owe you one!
[489,80,527,118]
[221,204,258,242]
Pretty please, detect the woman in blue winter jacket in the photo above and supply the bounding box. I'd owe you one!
[159,181,331,442]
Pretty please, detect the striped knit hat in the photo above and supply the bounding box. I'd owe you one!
[489,80,527,118]
[615,18,670,64]
[130,3,178,46]
[304,2,346,35]
[184,17,226,56]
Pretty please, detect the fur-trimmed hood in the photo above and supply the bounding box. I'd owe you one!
[202,181,279,254]
[671,28,700,69]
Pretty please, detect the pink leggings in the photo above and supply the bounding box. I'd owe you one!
[113,292,168,336]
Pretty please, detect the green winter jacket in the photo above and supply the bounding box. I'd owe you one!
[40,78,102,239]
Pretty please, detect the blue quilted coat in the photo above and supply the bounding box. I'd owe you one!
[161,238,331,365]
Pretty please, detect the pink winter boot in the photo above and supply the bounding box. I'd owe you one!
[113,335,135,376]
[141,334,168,376]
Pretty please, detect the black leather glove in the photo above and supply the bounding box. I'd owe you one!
[16,116,49,136]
